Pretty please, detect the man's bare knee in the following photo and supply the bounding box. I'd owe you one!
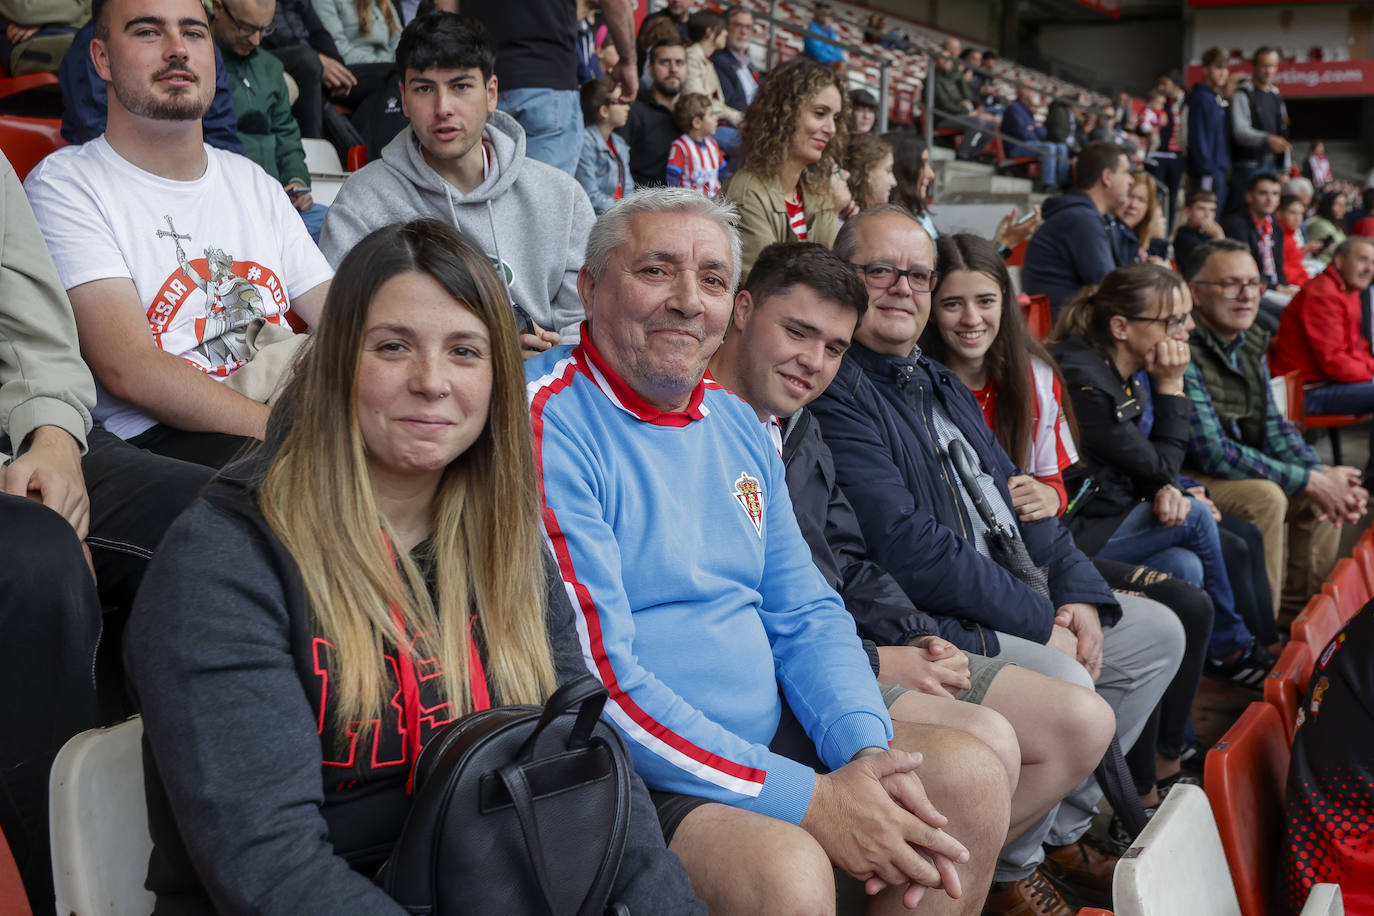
[1058,684,1116,778]
[891,723,1011,821]
[887,691,1019,793]
[946,705,1019,794]
[671,803,836,916]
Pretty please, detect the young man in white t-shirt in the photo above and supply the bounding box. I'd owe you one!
[25,0,332,471]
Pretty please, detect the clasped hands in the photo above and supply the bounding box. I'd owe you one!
[804,745,969,910]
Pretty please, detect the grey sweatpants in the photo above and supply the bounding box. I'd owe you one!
[990,591,1185,882]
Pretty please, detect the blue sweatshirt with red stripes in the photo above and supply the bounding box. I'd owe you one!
[527,334,892,825]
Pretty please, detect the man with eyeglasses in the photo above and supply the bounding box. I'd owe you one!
[711,6,759,114]
[1183,239,1366,620]
[210,0,326,239]
[810,204,1186,913]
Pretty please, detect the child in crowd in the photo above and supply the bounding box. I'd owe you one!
[1172,189,1224,273]
[1303,139,1332,190]
[665,92,725,197]
[576,77,634,216]
[1137,88,1167,155]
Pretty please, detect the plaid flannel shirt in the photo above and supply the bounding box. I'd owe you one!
[1184,345,1321,495]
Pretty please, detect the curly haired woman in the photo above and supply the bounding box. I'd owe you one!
[721,58,848,276]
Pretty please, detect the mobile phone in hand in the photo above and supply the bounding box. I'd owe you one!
[512,304,535,337]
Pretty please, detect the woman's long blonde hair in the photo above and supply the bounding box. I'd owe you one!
[739,58,850,198]
[261,220,555,737]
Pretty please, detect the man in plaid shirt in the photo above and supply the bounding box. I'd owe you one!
[1182,239,1367,618]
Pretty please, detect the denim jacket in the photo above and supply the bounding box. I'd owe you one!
[575,125,633,216]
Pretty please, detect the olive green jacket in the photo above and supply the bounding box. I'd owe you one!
[721,169,838,279]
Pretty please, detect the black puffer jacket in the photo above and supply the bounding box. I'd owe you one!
[1050,334,1192,555]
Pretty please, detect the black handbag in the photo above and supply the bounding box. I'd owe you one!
[946,440,1051,598]
[946,442,1149,836]
[382,675,633,916]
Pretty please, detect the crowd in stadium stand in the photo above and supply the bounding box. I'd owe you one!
[3,0,1374,913]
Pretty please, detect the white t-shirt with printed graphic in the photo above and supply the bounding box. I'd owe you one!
[25,137,333,440]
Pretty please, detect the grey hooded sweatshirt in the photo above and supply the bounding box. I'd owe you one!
[319,110,595,341]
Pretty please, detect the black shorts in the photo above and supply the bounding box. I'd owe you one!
[648,694,826,844]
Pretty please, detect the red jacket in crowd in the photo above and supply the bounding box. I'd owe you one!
[1279,224,1309,286]
[1271,264,1374,385]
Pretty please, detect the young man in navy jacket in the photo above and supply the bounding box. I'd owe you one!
[809,204,1186,908]
[1186,48,1231,214]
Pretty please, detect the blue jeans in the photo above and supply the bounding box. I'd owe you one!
[1009,140,1069,189]
[497,87,581,177]
[715,123,741,179]
[1095,499,1254,657]
[298,202,327,243]
[1304,382,1374,476]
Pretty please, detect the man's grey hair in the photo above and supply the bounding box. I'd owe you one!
[832,203,928,262]
[1284,176,1314,201]
[1333,236,1374,260]
[584,188,743,288]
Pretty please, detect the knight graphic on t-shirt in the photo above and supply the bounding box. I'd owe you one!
[149,215,291,378]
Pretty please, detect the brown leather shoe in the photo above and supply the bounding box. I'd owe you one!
[1043,836,1119,898]
[983,869,1075,916]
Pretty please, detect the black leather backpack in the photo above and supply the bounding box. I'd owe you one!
[382,675,632,916]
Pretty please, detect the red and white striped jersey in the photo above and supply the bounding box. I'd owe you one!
[666,134,724,198]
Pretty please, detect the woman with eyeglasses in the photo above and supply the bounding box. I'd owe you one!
[1048,263,1275,691]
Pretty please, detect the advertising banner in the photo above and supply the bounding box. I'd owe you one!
[1184,59,1374,96]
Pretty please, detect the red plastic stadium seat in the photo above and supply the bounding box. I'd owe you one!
[1263,640,1311,745]
[0,115,64,180]
[1354,534,1374,595]
[0,827,32,916]
[346,144,368,171]
[1204,701,1290,916]
[1290,592,1340,651]
[1322,556,1367,624]
[0,71,59,99]
[1076,910,1116,915]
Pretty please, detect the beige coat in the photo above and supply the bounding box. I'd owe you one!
[684,43,744,126]
[1,153,94,454]
[721,169,839,279]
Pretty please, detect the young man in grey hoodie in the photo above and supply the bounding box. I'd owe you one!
[319,12,596,356]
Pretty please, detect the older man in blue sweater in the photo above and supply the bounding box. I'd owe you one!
[529,188,1009,915]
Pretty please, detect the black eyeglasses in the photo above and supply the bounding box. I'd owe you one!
[1193,278,1264,300]
[849,262,940,292]
[1121,313,1191,334]
[220,3,275,37]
